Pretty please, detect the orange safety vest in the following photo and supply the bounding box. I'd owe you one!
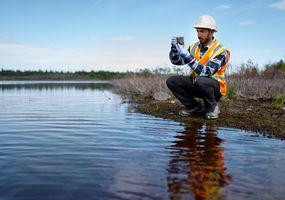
[188,40,230,95]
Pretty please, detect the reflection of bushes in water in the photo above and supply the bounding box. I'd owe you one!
[0,82,113,91]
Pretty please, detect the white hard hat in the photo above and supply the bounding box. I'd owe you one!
[193,15,218,32]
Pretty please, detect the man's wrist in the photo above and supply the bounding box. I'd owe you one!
[183,54,194,64]
[171,44,179,53]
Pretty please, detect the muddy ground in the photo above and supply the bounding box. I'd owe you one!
[134,97,285,139]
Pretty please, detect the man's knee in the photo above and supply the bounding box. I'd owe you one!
[166,76,178,90]
[195,77,209,90]
[195,77,221,98]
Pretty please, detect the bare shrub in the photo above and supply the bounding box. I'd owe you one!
[113,59,285,101]
[227,76,285,100]
[111,74,171,99]
[228,59,285,99]
[113,73,285,101]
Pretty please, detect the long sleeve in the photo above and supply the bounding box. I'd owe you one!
[169,44,194,65]
[187,50,228,77]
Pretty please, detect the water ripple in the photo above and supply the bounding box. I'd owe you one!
[0,81,284,200]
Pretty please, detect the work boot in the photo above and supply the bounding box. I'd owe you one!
[179,105,204,117]
[205,105,220,119]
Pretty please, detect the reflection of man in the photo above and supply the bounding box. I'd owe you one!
[167,122,232,199]
[166,15,230,119]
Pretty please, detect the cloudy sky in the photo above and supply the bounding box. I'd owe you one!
[0,0,284,71]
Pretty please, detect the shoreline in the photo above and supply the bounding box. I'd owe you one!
[0,76,100,81]
[1,78,284,139]
[133,97,285,139]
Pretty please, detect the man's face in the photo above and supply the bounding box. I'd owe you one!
[196,28,214,46]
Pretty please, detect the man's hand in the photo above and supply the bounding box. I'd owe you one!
[171,36,180,51]
[179,47,190,58]
[171,36,190,57]
[171,36,178,46]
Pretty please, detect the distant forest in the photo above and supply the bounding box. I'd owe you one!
[0,67,174,80]
[0,69,129,80]
[1,59,284,80]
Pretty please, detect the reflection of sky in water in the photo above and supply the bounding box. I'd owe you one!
[0,81,284,200]
[0,81,112,91]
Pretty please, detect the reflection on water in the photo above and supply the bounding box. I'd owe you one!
[0,81,285,200]
[0,81,112,91]
[167,122,232,200]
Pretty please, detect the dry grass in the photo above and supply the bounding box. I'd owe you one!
[112,60,285,107]
[227,76,285,100]
[112,73,285,104]
[111,74,171,99]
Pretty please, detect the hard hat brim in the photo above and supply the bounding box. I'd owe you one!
[193,26,218,32]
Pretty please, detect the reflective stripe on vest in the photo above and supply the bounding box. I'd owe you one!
[188,40,230,95]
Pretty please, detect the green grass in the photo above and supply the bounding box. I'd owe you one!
[226,84,236,99]
[271,93,285,109]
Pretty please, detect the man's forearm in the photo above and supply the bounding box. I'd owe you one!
[187,51,227,77]
[169,45,193,65]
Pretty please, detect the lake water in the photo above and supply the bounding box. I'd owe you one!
[0,81,284,200]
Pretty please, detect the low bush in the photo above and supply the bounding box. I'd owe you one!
[271,93,285,109]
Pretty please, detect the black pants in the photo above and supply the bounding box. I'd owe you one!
[166,76,222,112]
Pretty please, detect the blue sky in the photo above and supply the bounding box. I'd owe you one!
[0,0,284,72]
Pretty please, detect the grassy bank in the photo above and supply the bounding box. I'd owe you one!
[113,60,285,106]
[112,60,285,138]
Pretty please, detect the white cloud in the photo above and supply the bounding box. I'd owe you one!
[91,37,101,41]
[238,20,256,26]
[111,36,134,41]
[0,35,15,41]
[0,44,88,69]
[217,4,232,10]
[269,0,285,10]
[90,36,135,42]
[0,43,167,71]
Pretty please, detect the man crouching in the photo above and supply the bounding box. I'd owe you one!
[166,15,230,119]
